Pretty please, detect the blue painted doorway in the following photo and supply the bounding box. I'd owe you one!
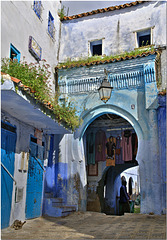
[26,140,44,219]
[1,125,16,229]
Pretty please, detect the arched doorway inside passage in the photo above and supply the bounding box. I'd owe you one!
[80,109,141,215]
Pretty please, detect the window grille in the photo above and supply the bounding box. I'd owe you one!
[48,11,55,40]
[33,1,42,19]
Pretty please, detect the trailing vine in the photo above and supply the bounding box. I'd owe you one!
[58,46,155,69]
[1,57,81,131]
[58,5,66,21]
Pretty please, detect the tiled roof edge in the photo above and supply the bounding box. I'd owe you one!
[1,72,53,110]
[57,50,157,70]
[62,1,147,21]
[158,91,166,96]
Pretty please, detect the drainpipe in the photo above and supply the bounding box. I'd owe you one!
[55,0,62,93]
[57,0,62,63]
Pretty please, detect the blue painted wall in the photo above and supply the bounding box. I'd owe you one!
[58,54,165,214]
[157,94,166,214]
[1,127,16,229]
[43,134,68,215]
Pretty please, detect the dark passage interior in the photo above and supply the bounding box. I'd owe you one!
[84,113,139,214]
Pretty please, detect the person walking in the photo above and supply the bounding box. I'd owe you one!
[119,176,130,215]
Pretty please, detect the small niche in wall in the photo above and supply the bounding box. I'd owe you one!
[15,187,24,203]
[90,40,102,56]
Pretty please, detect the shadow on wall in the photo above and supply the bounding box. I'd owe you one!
[97,161,138,215]
[43,167,87,215]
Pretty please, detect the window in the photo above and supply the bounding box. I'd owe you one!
[33,1,42,19]
[10,44,20,62]
[136,29,151,48]
[90,40,102,56]
[48,11,55,39]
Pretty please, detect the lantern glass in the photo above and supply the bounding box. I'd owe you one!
[98,79,113,103]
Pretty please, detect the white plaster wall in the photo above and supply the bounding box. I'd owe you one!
[59,1,166,62]
[1,1,61,93]
[161,49,167,90]
[59,134,87,209]
[1,111,34,224]
[121,166,140,194]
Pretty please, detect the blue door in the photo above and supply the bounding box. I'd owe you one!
[26,141,44,219]
[1,127,16,229]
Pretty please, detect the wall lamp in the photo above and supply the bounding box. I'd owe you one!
[98,69,113,103]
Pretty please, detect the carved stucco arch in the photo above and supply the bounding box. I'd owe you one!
[75,104,150,166]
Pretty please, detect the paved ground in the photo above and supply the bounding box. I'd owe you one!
[1,212,166,240]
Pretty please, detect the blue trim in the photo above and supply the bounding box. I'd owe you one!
[1,128,17,228]
[48,11,54,39]
[1,120,16,129]
[28,36,42,61]
[10,44,20,62]
[33,1,41,19]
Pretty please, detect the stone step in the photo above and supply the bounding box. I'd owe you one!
[51,198,64,204]
[52,205,76,212]
[43,197,76,217]
[61,210,76,217]
[44,192,53,198]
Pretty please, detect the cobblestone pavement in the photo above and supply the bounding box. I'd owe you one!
[1,212,166,240]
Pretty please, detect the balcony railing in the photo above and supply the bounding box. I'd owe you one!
[59,68,155,94]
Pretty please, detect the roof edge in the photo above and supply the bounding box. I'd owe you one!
[1,72,72,131]
[62,1,147,21]
[57,49,157,70]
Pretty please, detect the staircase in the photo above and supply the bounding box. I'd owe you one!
[43,193,76,217]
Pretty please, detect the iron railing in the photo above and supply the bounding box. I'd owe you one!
[59,68,155,94]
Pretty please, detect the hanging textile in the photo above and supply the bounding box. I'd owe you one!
[106,136,116,166]
[87,132,95,164]
[115,136,124,164]
[95,130,107,162]
[132,133,138,161]
[121,131,132,162]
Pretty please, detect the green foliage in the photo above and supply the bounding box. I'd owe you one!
[1,57,51,101]
[1,57,80,131]
[58,5,66,20]
[58,46,155,69]
[1,76,5,85]
[134,206,140,213]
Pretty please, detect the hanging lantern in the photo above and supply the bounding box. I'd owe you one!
[98,69,113,103]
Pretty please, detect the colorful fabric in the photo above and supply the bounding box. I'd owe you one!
[121,131,132,161]
[95,130,107,162]
[106,140,116,159]
[115,136,124,164]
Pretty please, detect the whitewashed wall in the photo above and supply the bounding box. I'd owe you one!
[1,111,34,225]
[59,1,166,88]
[1,1,61,93]
[60,1,166,61]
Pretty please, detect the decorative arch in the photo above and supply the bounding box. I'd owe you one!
[77,104,146,142]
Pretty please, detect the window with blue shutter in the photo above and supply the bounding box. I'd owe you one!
[33,1,42,19]
[10,44,20,62]
[48,11,55,39]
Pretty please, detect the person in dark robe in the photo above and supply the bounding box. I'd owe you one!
[119,176,130,215]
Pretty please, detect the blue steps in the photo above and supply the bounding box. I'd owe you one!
[43,193,76,217]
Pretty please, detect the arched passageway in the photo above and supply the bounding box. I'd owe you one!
[84,113,139,215]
